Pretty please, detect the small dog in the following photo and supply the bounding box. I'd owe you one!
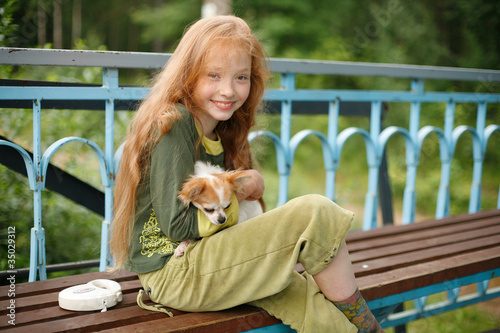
[174,161,263,257]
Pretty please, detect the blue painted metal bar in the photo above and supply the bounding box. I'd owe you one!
[0,141,36,189]
[31,99,47,282]
[4,86,500,104]
[379,126,415,224]
[368,269,500,328]
[336,126,377,230]
[245,270,500,332]
[483,123,500,210]
[363,101,382,230]
[0,86,149,101]
[403,79,424,224]
[278,74,294,206]
[101,68,119,271]
[469,102,487,214]
[3,47,500,82]
[434,101,455,219]
[243,323,294,333]
[326,100,340,201]
[264,89,500,103]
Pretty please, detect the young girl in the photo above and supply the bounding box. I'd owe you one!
[110,15,384,333]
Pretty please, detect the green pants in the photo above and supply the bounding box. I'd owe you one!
[138,194,357,332]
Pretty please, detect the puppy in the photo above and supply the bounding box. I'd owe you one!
[174,161,263,257]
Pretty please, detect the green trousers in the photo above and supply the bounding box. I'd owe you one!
[138,194,357,332]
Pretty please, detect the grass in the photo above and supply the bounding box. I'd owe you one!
[384,292,500,332]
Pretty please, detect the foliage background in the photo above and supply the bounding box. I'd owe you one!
[0,0,499,331]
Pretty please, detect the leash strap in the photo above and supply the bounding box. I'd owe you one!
[136,289,174,317]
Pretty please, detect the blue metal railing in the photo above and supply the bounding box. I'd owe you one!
[1,48,499,327]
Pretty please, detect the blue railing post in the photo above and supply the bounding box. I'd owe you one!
[471,101,489,299]
[277,73,295,206]
[402,79,424,224]
[326,100,340,201]
[469,101,487,214]
[435,101,455,219]
[30,98,47,282]
[363,101,383,230]
[100,68,118,271]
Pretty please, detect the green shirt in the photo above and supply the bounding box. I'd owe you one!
[124,106,239,273]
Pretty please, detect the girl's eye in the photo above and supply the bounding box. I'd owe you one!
[208,73,220,79]
[205,208,215,213]
[238,74,249,81]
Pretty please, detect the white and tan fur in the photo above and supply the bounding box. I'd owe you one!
[174,161,263,257]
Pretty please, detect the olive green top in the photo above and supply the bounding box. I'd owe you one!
[124,105,239,273]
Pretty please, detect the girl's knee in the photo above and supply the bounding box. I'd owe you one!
[293,194,338,212]
[288,194,353,229]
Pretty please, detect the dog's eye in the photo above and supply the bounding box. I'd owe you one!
[225,203,231,210]
[204,208,215,213]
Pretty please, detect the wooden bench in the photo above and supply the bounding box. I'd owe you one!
[1,209,499,332]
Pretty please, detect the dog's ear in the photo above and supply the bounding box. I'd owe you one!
[225,171,251,192]
[178,178,205,206]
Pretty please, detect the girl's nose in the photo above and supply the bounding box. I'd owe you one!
[219,79,235,97]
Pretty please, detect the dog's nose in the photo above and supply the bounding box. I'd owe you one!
[217,216,227,224]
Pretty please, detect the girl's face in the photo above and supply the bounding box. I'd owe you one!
[194,48,252,135]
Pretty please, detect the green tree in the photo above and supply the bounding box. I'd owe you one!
[0,0,18,47]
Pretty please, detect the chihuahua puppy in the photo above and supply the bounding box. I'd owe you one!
[174,161,263,257]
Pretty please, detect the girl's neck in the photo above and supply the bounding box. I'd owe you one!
[205,130,218,141]
[196,119,218,141]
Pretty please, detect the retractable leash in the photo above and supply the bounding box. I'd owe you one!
[58,279,122,312]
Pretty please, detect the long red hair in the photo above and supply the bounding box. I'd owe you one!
[109,15,271,269]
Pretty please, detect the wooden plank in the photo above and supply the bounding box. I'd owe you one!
[0,269,137,301]
[98,306,281,333]
[346,209,500,243]
[0,272,275,333]
[0,280,157,330]
[0,293,139,329]
[5,302,177,332]
[6,301,272,333]
[347,215,500,252]
[353,234,500,277]
[349,224,500,263]
[358,246,500,300]
[0,279,142,314]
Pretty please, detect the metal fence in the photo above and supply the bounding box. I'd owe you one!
[1,47,499,327]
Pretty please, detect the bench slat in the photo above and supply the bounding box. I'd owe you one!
[5,304,173,333]
[0,293,143,329]
[358,245,500,300]
[98,306,281,333]
[350,224,500,262]
[347,215,500,252]
[346,209,500,242]
[0,279,142,314]
[0,269,136,301]
[353,234,500,277]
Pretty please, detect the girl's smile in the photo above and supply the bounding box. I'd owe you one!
[194,48,252,138]
[212,100,236,110]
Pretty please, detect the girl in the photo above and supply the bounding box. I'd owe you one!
[110,15,384,333]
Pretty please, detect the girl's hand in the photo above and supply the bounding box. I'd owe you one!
[236,169,265,202]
